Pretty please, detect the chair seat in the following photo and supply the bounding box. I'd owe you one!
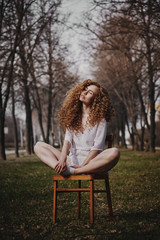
[52,173,108,181]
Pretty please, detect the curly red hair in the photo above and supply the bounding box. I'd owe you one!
[58,79,114,132]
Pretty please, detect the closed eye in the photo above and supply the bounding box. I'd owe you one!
[85,87,94,95]
[88,90,93,95]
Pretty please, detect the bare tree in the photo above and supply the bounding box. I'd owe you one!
[0,0,25,160]
[83,0,160,151]
[11,78,19,157]
[0,0,72,158]
[26,1,77,144]
[124,0,160,152]
[15,0,62,153]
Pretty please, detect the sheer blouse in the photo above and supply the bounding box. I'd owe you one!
[64,119,107,166]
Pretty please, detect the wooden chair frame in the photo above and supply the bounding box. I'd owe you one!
[52,135,114,224]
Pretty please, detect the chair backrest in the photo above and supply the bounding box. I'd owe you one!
[106,134,114,148]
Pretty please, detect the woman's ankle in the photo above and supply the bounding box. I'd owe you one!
[61,166,75,176]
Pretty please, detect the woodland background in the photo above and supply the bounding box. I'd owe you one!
[0,0,160,160]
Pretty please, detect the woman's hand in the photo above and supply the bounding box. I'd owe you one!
[55,159,66,174]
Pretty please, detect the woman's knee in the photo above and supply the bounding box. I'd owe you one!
[34,141,44,153]
[112,147,120,159]
[103,147,120,162]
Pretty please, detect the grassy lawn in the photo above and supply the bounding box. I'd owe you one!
[0,149,160,240]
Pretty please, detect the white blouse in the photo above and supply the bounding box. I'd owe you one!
[64,119,107,166]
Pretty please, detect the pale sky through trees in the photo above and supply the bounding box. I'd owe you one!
[60,0,93,80]
[6,0,93,120]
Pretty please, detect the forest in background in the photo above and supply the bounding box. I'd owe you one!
[0,0,160,160]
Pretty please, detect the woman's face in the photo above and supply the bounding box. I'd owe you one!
[79,84,99,106]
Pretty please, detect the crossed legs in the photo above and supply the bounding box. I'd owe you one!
[74,148,120,175]
[34,142,120,175]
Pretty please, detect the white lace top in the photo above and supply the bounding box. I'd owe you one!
[64,119,107,166]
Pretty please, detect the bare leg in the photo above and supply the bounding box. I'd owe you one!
[34,141,61,169]
[74,148,120,175]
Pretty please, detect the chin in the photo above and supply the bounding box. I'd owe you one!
[79,96,84,101]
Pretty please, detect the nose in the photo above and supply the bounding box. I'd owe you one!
[83,90,88,95]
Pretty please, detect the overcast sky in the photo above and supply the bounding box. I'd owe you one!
[60,0,94,80]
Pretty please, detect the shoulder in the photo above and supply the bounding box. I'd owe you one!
[98,119,107,127]
[92,119,107,132]
[65,128,73,134]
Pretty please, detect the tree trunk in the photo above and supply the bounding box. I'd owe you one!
[134,80,150,131]
[140,126,145,151]
[115,127,120,147]
[120,114,127,148]
[147,39,156,152]
[0,110,6,160]
[149,81,156,152]
[25,95,34,154]
[29,68,46,142]
[146,0,156,152]
[46,26,53,144]
[11,84,19,157]
[19,43,34,155]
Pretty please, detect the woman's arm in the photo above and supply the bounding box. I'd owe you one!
[80,150,100,167]
[55,140,71,174]
[72,150,100,169]
[55,128,72,174]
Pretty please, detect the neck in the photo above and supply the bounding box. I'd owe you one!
[82,104,90,115]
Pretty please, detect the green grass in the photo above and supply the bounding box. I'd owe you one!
[0,150,160,240]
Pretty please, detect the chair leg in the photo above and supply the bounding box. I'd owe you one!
[53,180,57,223]
[90,180,94,224]
[78,180,81,219]
[105,176,113,220]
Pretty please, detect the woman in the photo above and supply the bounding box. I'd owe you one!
[34,79,120,176]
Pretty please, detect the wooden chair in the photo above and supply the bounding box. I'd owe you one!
[52,134,114,224]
